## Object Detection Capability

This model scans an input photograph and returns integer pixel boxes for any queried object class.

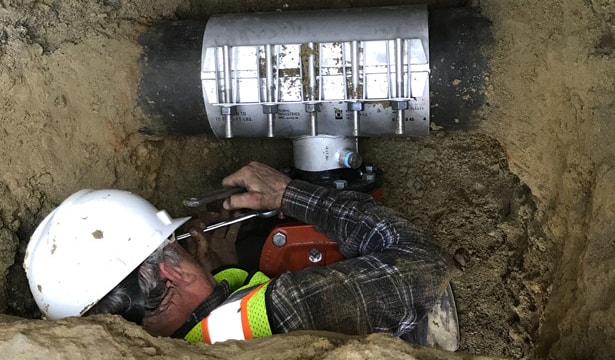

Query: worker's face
[142,245,217,337]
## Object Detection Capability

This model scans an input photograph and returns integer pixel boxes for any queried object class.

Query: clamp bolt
[272,232,287,247]
[308,248,323,263]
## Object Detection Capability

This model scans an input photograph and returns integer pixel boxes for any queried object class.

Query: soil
[363,133,554,358]
[0,0,613,359]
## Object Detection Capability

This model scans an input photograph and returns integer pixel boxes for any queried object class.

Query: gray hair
[85,243,181,318]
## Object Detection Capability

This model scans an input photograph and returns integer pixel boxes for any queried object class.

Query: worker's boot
[425,282,460,351]
[401,282,460,351]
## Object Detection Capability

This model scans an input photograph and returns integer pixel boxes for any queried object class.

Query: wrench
[175,209,279,241]
[183,186,246,208]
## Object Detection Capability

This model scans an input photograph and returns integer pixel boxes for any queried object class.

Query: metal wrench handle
[176,209,279,241]
[183,186,246,208]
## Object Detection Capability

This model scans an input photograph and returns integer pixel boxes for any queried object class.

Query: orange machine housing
[258,188,383,277]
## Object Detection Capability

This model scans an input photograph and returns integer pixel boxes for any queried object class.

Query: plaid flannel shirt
[266,179,454,337]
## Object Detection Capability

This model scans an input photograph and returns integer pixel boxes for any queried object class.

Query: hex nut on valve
[362,165,376,182]
[363,173,376,182]
[334,179,348,190]
[272,232,287,247]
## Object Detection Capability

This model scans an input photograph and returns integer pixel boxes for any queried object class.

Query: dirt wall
[480,0,615,358]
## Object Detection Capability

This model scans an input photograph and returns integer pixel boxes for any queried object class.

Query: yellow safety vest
[183,268,272,344]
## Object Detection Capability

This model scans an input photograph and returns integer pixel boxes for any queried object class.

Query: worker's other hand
[180,210,239,272]
[222,161,291,211]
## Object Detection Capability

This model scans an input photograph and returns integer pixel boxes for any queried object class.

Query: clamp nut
[304,103,321,113]
[391,100,408,111]
[262,104,278,114]
[221,106,237,115]
[347,102,363,111]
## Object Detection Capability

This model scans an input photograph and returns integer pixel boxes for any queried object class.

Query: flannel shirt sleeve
[266,180,454,337]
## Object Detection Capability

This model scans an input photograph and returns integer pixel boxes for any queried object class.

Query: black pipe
[428,6,493,131]
[137,20,210,136]
[136,6,492,136]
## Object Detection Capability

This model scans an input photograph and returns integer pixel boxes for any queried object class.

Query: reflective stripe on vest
[184,269,272,344]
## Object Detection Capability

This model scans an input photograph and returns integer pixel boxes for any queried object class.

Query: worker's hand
[222,162,291,210]
[180,211,239,272]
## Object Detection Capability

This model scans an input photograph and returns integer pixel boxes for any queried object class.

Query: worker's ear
[159,262,195,286]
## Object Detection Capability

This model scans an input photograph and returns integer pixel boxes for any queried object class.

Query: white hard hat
[23,189,190,320]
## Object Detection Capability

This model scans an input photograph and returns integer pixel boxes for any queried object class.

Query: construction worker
[24,162,456,348]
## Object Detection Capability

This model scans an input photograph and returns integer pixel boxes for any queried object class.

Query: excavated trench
[0,1,613,359]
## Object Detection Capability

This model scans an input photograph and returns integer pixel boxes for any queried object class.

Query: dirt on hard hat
[0,0,613,359]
